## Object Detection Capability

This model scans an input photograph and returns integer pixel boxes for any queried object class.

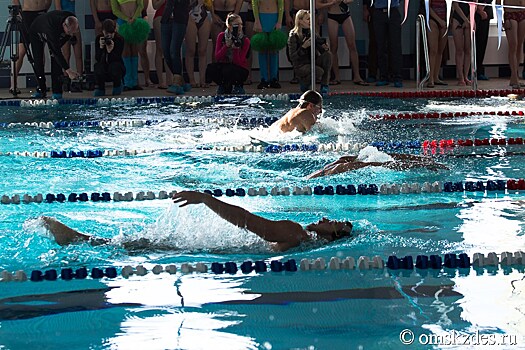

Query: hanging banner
[495,4,503,49]
[469,2,476,32]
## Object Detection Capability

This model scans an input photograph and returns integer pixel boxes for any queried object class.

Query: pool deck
[0,78,521,100]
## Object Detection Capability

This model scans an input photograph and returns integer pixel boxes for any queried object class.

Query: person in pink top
[206,13,250,94]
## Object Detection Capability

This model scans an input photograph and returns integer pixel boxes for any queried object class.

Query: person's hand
[254,21,262,32]
[302,37,312,48]
[213,14,224,26]
[479,10,488,20]
[65,68,80,80]
[128,17,135,24]
[321,42,329,51]
[362,6,370,22]
[172,191,208,207]
[99,36,105,48]
[275,22,282,30]
[286,14,294,28]
[95,20,102,34]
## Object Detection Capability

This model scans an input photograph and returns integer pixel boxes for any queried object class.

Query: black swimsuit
[327,12,350,24]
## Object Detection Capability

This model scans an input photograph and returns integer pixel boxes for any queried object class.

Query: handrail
[416,15,431,91]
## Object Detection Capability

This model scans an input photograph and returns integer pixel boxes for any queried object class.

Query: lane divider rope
[2,178,525,205]
[1,251,523,283]
[370,110,525,120]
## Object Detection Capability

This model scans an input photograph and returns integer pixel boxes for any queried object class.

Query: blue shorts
[259,13,278,32]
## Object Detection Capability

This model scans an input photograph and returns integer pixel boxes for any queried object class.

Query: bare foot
[457,80,466,86]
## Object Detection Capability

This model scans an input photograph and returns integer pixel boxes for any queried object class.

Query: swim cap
[299,90,322,107]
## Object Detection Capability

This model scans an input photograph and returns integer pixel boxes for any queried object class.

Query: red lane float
[370,110,525,120]
[329,89,525,99]
[422,138,524,148]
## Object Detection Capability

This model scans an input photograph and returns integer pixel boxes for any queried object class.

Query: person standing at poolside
[270,90,323,133]
[110,0,150,91]
[503,0,525,89]
[90,0,118,35]
[252,0,285,89]
[41,191,353,252]
[161,0,191,94]
[151,0,173,89]
[323,0,368,86]
[9,0,52,96]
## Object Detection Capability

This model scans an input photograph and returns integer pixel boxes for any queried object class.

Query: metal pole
[309,0,316,91]
[416,17,421,89]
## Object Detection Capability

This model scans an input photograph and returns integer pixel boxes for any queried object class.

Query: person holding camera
[206,13,250,94]
[93,19,125,96]
[29,10,80,99]
[287,9,331,93]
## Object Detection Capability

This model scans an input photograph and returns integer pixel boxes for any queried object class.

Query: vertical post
[310,0,316,91]
[471,28,477,90]
[416,17,421,90]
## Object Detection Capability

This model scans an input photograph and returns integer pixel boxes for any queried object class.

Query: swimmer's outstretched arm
[41,216,109,246]
[173,191,307,245]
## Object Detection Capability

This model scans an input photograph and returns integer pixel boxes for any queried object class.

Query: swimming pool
[0,94,524,349]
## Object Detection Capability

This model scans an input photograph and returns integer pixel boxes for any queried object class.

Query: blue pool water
[0,95,524,349]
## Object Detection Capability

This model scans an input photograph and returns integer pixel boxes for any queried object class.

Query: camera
[302,28,310,39]
[8,5,21,17]
[231,25,239,38]
[104,36,113,45]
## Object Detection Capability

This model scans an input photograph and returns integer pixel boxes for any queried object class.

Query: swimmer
[269,90,323,133]
[307,153,449,179]
[41,190,353,252]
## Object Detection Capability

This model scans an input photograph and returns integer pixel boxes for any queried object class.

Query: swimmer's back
[270,108,316,133]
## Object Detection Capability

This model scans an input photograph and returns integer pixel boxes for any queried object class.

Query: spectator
[503,0,525,88]
[451,1,471,86]
[362,0,378,83]
[287,9,331,93]
[10,0,52,96]
[206,13,250,94]
[90,0,117,35]
[29,11,80,99]
[185,0,212,88]
[94,19,125,96]
[421,0,448,87]
[161,0,191,94]
[54,0,83,92]
[239,0,256,85]
[210,0,243,63]
[475,0,492,81]
[110,0,150,91]
[373,0,403,87]
[138,0,153,87]
[324,0,368,85]
[151,0,173,89]
[252,0,286,89]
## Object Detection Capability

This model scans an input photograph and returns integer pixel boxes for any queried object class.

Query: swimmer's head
[298,90,323,116]
[306,218,353,241]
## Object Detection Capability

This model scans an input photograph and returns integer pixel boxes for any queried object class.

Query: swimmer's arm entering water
[41,216,109,246]
[173,191,308,247]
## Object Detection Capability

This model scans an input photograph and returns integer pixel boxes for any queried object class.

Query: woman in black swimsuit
[323,0,368,85]
[185,0,212,87]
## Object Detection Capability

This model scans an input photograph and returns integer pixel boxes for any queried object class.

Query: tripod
[0,5,37,97]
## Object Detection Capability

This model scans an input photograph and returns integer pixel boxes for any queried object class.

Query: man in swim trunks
[41,191,353,252]
[307,153,449,178]
[270,90,323,133]
[10,0,52,95]
[90,0,118,35]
